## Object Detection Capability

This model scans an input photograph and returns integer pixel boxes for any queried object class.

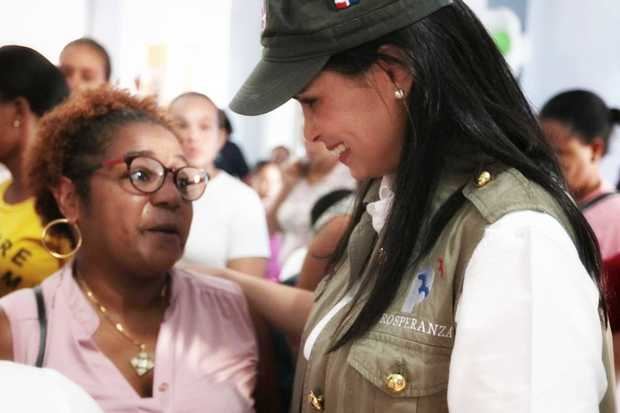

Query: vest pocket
[346,331,450,412]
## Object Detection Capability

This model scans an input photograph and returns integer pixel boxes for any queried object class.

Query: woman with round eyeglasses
[0,88,258,413]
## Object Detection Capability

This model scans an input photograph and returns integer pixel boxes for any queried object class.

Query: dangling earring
[41,218,83,259]
[12,119,21,128]
[394,88,405,100]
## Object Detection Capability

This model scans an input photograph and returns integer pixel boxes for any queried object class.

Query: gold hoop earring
[41,218,83,259]
[394,88,405,100]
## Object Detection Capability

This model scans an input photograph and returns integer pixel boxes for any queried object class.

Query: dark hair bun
[611,108,620,125]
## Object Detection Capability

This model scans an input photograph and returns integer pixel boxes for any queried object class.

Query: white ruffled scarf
[365,175,395,234]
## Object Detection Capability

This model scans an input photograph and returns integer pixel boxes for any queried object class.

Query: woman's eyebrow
[124,151,189,166]
[124,150,153,158]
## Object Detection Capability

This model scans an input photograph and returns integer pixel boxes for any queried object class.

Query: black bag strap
[579,192,618,212]
[33,285,47,368]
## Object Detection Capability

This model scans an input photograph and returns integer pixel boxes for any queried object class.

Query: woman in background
[169,92,269,277]
[249,160,284,282]
[0,45,69,297]
[59,37,111,93]
[269,139,355,281]
[540,89,620,260]
[215,109,250,181]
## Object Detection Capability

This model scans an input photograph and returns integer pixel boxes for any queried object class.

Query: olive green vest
[291,167,616,413]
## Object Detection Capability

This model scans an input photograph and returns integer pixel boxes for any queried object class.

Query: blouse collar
[365,175,395,234]
[57,263,180,339]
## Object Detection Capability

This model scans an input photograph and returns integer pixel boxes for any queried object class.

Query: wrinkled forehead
[104,122,187,165]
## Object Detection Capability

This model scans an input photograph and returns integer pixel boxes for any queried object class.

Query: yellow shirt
[0,180,62,297]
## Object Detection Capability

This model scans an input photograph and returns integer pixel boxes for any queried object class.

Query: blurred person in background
[250,160,284,212]
[270,145,290,166]
[59,37,111,93]
[541,89,620,261]
[268,139,355,281]
[0,45,70,297]
[169,92,269,276]
[0,88,258,412]
[296,189,354,291]
[215,109,250,180]
[249,160,284,282]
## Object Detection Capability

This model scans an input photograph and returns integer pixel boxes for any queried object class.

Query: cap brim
[230,55,330,116]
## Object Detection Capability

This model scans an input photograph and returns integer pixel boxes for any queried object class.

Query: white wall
[0,0,87,63]
[86,0,299,166]
[226,0,305,164]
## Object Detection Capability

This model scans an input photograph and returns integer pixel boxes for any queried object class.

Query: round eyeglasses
[102,155,208,201]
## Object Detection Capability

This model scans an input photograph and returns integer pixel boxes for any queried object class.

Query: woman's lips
[328,143,350,164]
[143,224,183,243]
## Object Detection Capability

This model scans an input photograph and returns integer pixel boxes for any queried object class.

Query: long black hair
[325,0,605,349]
[540,89,620,154]
[0,45,69,116]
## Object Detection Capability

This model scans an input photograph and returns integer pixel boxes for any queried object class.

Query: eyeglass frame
[99,154,208,201]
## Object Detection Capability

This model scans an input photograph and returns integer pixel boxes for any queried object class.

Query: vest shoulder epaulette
[461,168,568,228]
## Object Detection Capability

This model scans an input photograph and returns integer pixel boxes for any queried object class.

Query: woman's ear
[12,97,32,119]
[590,137,605,162]
[52,177,81,223]
[12,97,41,145]
[376,44,414,95]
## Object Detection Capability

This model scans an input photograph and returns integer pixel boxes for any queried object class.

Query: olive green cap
[230,0,453,116]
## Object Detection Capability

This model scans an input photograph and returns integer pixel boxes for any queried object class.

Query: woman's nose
[303,116,320,143]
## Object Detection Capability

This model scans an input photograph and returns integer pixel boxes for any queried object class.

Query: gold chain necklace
[76,275,169,377]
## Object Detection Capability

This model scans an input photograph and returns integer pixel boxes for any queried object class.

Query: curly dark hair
[28,87,177,240]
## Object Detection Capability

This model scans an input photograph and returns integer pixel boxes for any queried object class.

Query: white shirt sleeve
[43,368,104,413]
[0,362,103,413]
[447,211,607,413]
[227,184,270,260]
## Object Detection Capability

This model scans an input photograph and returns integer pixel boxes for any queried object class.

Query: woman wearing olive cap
[220,0,615,411]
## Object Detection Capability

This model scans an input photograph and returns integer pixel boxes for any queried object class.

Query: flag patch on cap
[334,0,360,10]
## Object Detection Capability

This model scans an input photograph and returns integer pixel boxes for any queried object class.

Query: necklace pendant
[130,350,155,376]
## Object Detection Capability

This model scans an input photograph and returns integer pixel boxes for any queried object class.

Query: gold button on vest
[475,171,492,187]
[308,390,324,411]
[385,373,407,394]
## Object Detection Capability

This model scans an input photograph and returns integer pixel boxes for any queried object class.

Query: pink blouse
[0,265,258,413]
[581,183,620,260]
